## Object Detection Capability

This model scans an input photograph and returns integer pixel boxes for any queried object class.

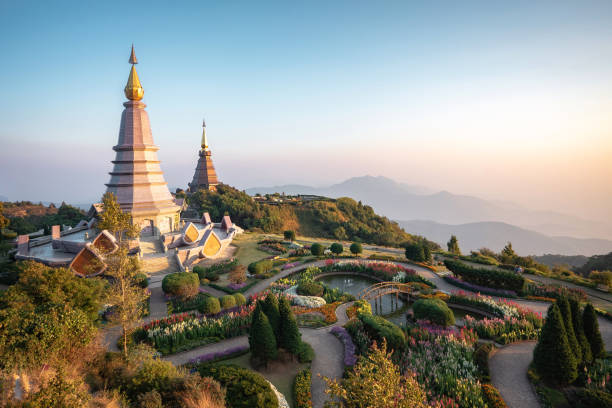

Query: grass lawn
[232,233,272,266]
[221,351,309,408]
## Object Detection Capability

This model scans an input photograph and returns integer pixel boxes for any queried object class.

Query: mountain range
[246,176,612,256]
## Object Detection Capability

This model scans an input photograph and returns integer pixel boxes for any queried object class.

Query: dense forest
[188,184,437,248]
[2,201,86,235]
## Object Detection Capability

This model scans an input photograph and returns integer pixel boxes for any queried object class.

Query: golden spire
[201,119,208,150]
[124,45,144,101]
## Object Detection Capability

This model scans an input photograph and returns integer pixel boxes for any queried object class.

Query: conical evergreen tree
[583,303,605,361]
[569,298,592,364]
[262,293,281,341]
[249,307,278,367]
[557,297,582,363]
[279,296,302,355]
[533,303,577,385]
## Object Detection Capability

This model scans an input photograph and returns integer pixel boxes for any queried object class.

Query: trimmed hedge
[161,272,199,298]
[233,293,246,306]
[220,295,236,309]
[293,369,312,408]
[297,342,314,363]
[198,296,221,315]
[444,259,526,293]
[359,313,405,352]
[197,364,277,408]
[412,298,455,327]
[134,272,149,288]
[248,259,273,275]
[474,343,493,382]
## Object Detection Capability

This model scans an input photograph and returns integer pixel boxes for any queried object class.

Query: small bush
[233,293,246,306]
[197,364,278,408]
[284,230,296,241]
[330,243,343,255]
[481,384,508,408]
[359,313,405,352]
[293,369,312,408]
[220,295,236,309]
[248,259,273,275]
[474,343,493,382]
[297,342,315,363]
[297,282,324,297]
[134,272,149,289]
[412,298,455,327]
[568,388,612,408]
[349,242,363,255]
[310,243,324,256]
[161,272,199,299]
[198,296,221,315]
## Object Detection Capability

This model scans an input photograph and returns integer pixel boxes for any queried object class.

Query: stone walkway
[489,341,539,408]
[164,302,353,408]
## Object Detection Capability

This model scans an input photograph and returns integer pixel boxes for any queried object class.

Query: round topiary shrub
[350,242,363,255]
[199,296,221,315]
[297,282,324,297]
[161,272,199,299]
[220,295,237,309]
[134,272,149,288]
[248,259,273,275]
[233,293,247,306]
[412,298,455,327]
[330,243,343,255]
[310,243,324,256]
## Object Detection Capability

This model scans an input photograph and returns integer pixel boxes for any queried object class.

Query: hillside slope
[188,184,436,248]
[398,220,612,256]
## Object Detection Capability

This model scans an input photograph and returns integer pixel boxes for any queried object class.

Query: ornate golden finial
[201,118,208,150]
[124,45,144,101]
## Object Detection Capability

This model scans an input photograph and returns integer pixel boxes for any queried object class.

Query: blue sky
[0,1,611,220]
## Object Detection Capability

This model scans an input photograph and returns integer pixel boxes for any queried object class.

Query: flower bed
[523,295,556,303]
[400,326,485,407]
[140,307,252,355]
[293,369,312,408]
[463,315,540,344]
[443,275,517,298]
[312,261,436,287]
[449,291,542,326]
[209,279,259,294]
[330,326,357,366]
[444,259,526,293]
[524,282,587,302]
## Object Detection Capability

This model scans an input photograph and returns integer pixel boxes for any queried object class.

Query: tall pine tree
[557,297,582,363]
[447,235,461,255]
[279,296,302,355]
[533,303,577,385]
[583,303,605,361]
[249,306,278,367]
[262,294,281,342]
[569,298,592,364]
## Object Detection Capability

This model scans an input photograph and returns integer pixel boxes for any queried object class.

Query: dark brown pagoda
[188,120,219,192]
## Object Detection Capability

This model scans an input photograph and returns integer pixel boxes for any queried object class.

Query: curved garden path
[489,341,539,408]
[164,301,353,408]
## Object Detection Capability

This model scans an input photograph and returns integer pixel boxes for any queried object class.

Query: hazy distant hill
[397,220,612,256]
[533,254,589,268]
[246,175,612,241]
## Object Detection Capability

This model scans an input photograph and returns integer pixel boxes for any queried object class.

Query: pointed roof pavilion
[188,119,220,192]
[105,46,180,235]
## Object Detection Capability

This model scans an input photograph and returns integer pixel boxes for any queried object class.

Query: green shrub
[198,296,221,315]
[170,292,208,313]
[310,243,324,256]
[412,298,455,327]
[134,272,149,289]
[349,242,363,255]
[161,272,199,298]
[284,230,296,241]
[297,282,324,297]
[405,243,426,262]
[233,293,246,306]
[249,306,278,366]
[583,303,605,361]
[248,259,273,275]
[474,343,493,382]
[297,341,314,363]
[293,369,312,408]
[557,297,582,363]
[220,295,236,309]
[197,364,278,408]
[128,359,181,399]
[359,313,405,352]
[330,243,343,255]
[444,259,526,293]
